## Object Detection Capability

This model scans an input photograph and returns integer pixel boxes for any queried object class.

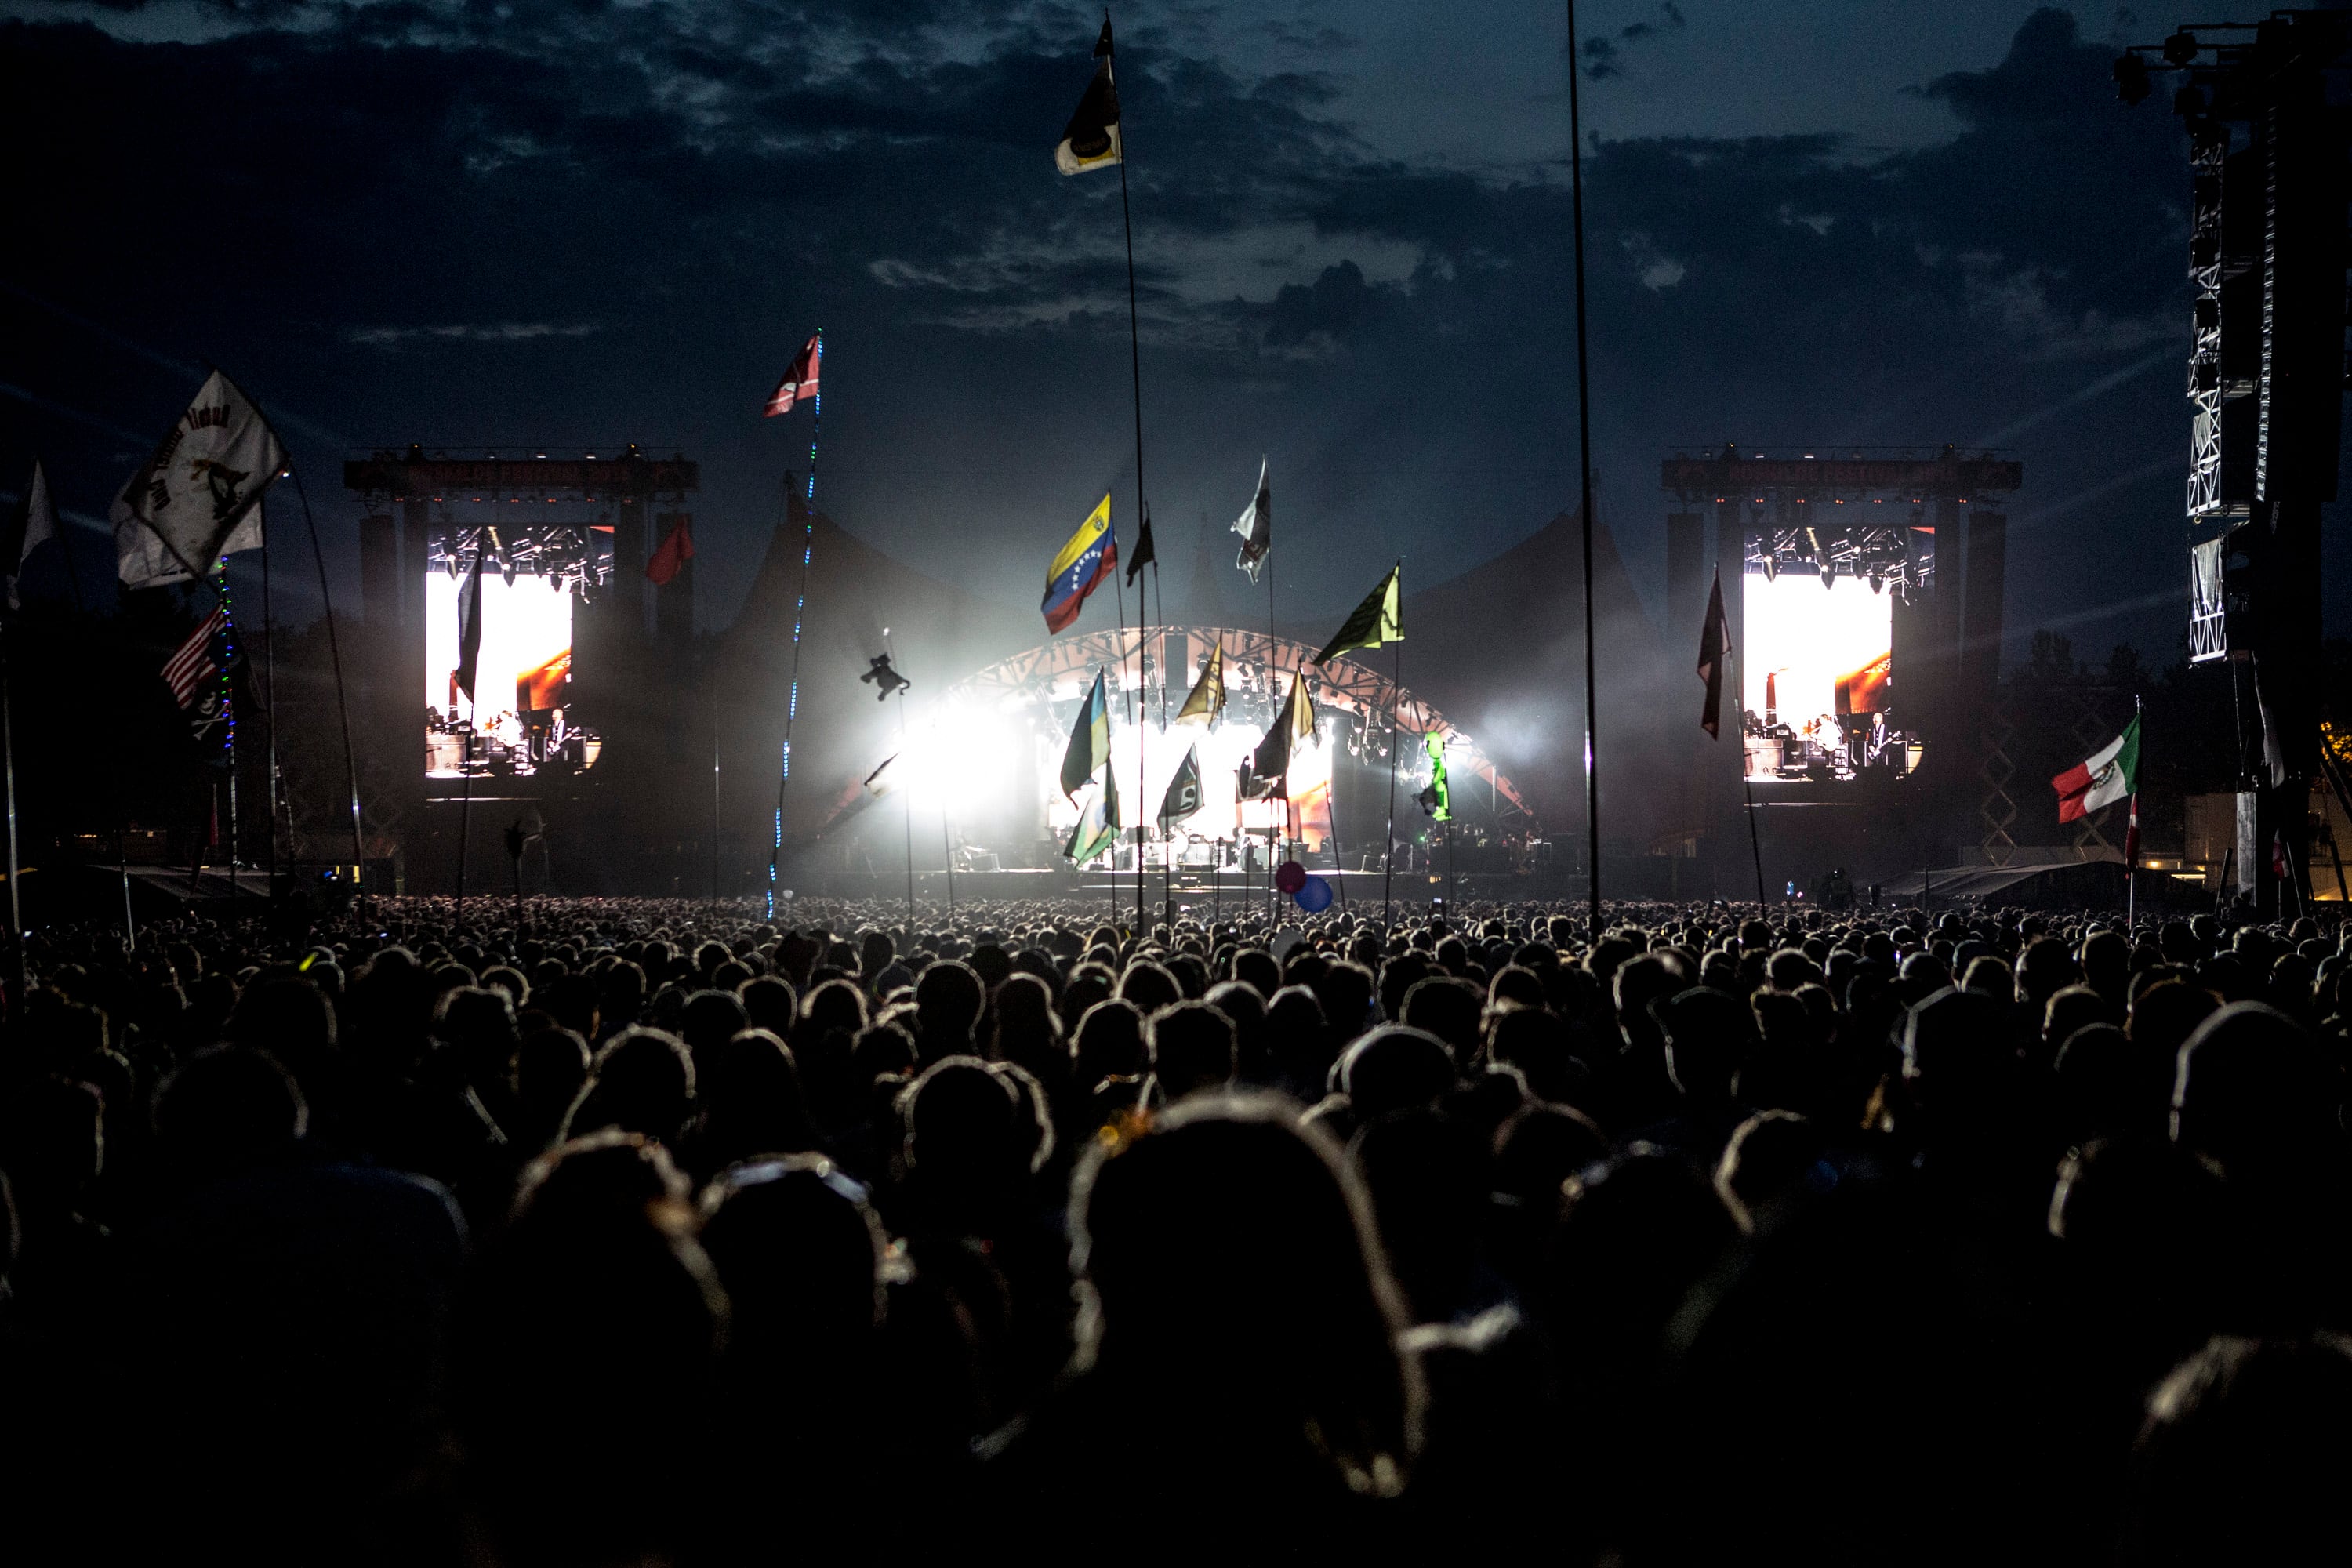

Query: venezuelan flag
[1041,494,1118,633]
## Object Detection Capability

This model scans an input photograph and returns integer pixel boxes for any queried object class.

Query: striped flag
[162,606,226,707]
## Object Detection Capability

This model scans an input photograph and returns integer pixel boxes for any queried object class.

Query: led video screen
[423,572,601,782]
[1740,572,1915,784]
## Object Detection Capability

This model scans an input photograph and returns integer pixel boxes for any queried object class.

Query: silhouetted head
[1148,1000,1238,1102]
[699,1152,887,1348]
[154,1046,307,1184]
[1338,1025,1459,1123]
[1653,986,1756,1102]
[2125,1334,2352,1567]
[2172,1002,2339,1178]
[564,1028,696,1145]
[1071,1094,1420,1494]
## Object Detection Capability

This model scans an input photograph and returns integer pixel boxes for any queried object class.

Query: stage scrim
[823,626,1541,875]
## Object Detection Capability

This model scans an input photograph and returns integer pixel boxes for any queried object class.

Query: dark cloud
[1581,2,1687,81]
[0,4,2252,668]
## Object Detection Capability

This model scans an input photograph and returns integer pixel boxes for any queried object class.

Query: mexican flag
[2053,716,2140,823]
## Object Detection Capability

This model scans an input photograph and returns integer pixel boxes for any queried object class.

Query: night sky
[2,0,2332,667]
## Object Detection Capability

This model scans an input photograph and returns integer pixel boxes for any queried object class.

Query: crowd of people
[2,890,2348,1565]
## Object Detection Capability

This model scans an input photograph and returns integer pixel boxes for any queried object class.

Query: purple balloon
[1274,859,1308,895]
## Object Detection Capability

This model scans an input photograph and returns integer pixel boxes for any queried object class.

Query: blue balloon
[1293,874,1334,913]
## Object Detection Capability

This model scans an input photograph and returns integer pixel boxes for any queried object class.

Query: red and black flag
[764,334,822,418]
[647,514,695,586]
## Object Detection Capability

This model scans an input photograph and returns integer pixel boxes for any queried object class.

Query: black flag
[1054,18,1122,175]
[1126,509,1156,587]
[456,544,485,704]
[1697,569,1731,739]
[1158,743,1203,828]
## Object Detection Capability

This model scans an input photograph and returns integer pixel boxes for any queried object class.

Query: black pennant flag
[1126,509,1156,587]
[456,544,485,704]
[1697,569,1731,739]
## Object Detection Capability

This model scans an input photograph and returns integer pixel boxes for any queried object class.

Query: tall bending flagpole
[767,332,823,920]
[1114,32,1149,936]
[1566,0,1602,935]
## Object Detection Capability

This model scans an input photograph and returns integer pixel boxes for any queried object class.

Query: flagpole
[710,672,722,911]
[2,619,22,997]
[1386,593,1401,929]
[260,498,281,907]
[286,468,367,914]
[770,331,824,921]
[53,523,133,947]
[1566,0,1602,935]
[218,571,239,897]
[895,682,914,927]
[456,731,474,925]
[1110,34,1152,935]
[1742,771,1767,908]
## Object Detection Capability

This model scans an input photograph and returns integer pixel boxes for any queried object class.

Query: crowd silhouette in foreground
[3,891,2350,1565]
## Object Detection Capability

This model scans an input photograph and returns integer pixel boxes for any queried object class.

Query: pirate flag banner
[1054,18,1123,176]
[1158,743,1203,829]
[111,371,284,590]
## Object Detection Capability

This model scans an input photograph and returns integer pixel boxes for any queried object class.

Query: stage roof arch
[942,626,1537,828]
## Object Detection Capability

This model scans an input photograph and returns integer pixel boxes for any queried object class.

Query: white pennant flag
[1232,457,1270,583]
[4,459,58,609]
[111,370,283,590]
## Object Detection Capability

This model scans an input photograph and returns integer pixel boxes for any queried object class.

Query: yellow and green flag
[1059,668,1110,800]
[1174,639,1226,728]
[1312,564,1402,665]
[1065,765,1121,862]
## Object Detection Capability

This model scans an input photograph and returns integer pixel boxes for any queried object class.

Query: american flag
[162,605,226,708]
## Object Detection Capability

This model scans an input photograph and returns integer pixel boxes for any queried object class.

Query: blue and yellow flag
[1042,494,1118,633]
[1065,766,1121,863]
[1059,668,1110,800]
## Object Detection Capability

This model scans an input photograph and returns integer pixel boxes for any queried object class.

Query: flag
[1417,731,1452,822]
[1174,639,1226,728]
[3,459,57,610]
[112,370,282,590]
[1696,569,1731,738]
[1125,509,1156,587]
[764,334,821,417]
[1159,743,1203,829]
[1232,459,1270,583]
[455,546,485,704]
[2124,794,2140,867]
[162,606,226,710]
[1249,666,1316,799]
[1065,768,1121,862]
[1313,564,1402,665]
[647,514,695,585]
[863,753,898,799]
[1042,493,1118,633]
[2053,715,2140,823]
[1060,668,1110,800]
[1054,19,1122,176]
